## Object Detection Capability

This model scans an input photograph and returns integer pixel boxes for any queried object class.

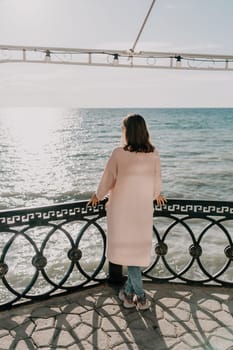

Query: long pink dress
[96,147,161,267]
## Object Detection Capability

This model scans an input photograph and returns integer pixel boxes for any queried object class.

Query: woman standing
[88,114,166,310]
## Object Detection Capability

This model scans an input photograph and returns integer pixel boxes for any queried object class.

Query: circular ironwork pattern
[0,262,8,278]
[144,215,233,285]
[0,210,107,309]
[0,198,233,309]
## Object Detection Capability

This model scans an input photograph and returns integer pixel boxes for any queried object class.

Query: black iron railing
[144,199,233,286]
[0,199,233,310]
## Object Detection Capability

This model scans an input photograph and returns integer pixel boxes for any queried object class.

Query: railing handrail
[0,199,108,228]
[153,198,233,218]
[0,198,233,229]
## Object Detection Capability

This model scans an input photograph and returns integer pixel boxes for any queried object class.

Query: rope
[130,0,158,53]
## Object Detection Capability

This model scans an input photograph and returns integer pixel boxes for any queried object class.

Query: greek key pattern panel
[154,199,233,218]
[1,198,233,228]
[0,200,107,227]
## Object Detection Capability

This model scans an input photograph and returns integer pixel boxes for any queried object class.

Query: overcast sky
[0,0,233,107]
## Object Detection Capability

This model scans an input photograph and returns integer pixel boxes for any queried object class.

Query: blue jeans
[124,266,144,297]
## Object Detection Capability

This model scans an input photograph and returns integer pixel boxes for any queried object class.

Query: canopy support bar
[130,0,158,52]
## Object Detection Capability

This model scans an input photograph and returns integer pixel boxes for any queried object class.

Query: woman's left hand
[87,193,100,207]
[156,194,167,207]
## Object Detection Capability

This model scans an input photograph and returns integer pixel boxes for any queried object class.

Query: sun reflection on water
[0,108,79,207]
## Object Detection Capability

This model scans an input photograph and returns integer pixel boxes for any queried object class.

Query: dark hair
[123,114,155,153]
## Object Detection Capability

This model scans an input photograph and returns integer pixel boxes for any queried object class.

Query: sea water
[0,107,232,209]
[0,108,233,297]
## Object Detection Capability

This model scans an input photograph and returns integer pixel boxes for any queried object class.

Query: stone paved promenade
[0,282,233,350]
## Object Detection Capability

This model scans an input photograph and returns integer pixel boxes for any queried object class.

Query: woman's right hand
[87,193,100,207]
